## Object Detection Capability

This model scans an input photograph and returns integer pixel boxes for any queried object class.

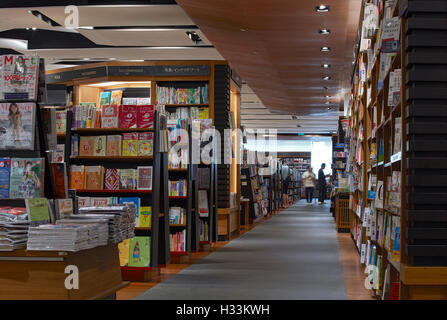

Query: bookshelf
[346,0,447,299]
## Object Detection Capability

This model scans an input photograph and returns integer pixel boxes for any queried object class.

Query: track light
[319,29,331,34]
[320,47,331,52]
[186,31,203,45]
[321,64,330,68]
[323,76,331,80]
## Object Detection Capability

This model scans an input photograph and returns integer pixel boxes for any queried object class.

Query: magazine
[0,55,39,100]
[0,102,35,150]
[9,158,44,199]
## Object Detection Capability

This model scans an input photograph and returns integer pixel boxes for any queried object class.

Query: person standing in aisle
[302,166,316,205]
[318,163,328,204]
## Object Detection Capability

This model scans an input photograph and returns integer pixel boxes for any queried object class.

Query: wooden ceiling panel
[177,0,361,115]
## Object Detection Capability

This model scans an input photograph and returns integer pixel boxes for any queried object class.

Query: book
[375,180,384,209]
[105,168,119,190]
[137,132,153,156]
[77,196,90,208]
[101,104,118,128]
[50,163,68,198]
[71,134,79,156]
[93,135,106,156]
[137,166,152,190]
[79,136,94,156]
[0,55,39,100]
[110,90,123,105]
[119,169,137,190]
[118,239,130,266]
[119,105,137,128]
[137,105,154,129]
[128,236,150,267]
[388,69,401,107]
[90,197,112,207]
[98,91,111,109]
[122,132,138,156]
[0,102,36,150]
[10,158,43,199]
[122,98,137,105]
[136,98,151,105]
[25,198,50,226]
[55,198,73,220]
[55,110,66,135]
[69,165,85,190]
[138,206,152,228]
[84,166,104,190]
[106,135,122,156]
[198,190,209,217]
[393,117,401,154]
[52,144,65,163]
[0,158,10,198]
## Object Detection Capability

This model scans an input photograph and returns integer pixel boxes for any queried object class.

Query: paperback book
[0,55,39,100]
[0,102,36,150]
[10,158,44,199]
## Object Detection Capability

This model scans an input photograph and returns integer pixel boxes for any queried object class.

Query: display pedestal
[217,207,240,241]
[0,244,127,300]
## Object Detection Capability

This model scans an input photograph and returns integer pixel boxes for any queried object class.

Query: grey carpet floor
[135,200,347,300]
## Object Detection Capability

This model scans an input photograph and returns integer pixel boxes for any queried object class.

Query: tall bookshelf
[347,0,447,299]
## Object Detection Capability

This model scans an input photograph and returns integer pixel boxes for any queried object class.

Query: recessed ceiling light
[321,64,330,68]
[316,5,330,12]
[320,47,331,52]
[325,101,331,105]
[319,29,331,34]
[323,76,331,80]
[31,27,37,31]
[240,28,247,32]
[82,58,90,60]
[327,107,331,110]
[325,95,331,98]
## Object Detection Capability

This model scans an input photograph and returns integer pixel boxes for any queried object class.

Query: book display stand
[347,0,447,299]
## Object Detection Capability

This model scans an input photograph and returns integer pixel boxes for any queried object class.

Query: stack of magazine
[57,218,109,246]
[27,224,92,252]
[75,204,136,243]
[0,208,29,251]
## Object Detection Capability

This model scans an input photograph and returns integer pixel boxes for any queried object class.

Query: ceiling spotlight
[325,101,331,105]
[26,28,30,30]
[325,95,331,98]
[320,47,331,52]
[32,27,37,31]
[292,115,298,120]
[323,76,331,80]
[316,5,330,12]
[319,29,331,34]
[297,124,302,128]
[186,31,203,45]
[327,107,331,110]
[323,86,329,90]
[240,28,247,32]
[321,63,330,68]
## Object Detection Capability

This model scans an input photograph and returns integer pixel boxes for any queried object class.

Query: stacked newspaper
[74,204,136,243]
[0,208,29,251]
[56,218,109,246]
[27,224,92,252]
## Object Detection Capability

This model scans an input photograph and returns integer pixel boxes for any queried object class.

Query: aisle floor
[135,201,349,300]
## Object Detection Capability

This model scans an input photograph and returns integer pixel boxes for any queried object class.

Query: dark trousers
[305,187,314,203]
[318,184,326,203]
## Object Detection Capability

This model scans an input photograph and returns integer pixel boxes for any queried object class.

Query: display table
[217,207,240,241]
[0,244,128,300]
[240,198,250,228]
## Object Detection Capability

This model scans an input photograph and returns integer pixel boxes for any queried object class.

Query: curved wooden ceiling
[177,0,362,116]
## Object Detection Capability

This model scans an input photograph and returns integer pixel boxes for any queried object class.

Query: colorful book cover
[137,132,153,156]
[0,55,39,100]
[136,98,151,105]
[122,98,137,105]
[139,206,152,228]
[104,168,119,190]
[106,135,122,156]
[69,165,85,190]
[25,198,50,227]
[77,196,90,208]
[198,107,209,119]
[118,169,136,190]
[10,158,43,199]
[79,136,94,156]
[50,163,67,198]
[52,144,65,163]
[110,90,123,105]
[137,166,152,190]
[137,105,154,129]
[90,197,111,207]
[101,104,118,128]
[55,110,66,134]
[84,166,103,190]
[55,198,73,220]
[0,102,35,150]
[128,236,150,267]
[98,91,111,109]
[93,135,106,156]
[119,105,137,128]
[122,132,138,156]
[0,158,10,198]
[118,239,130,266]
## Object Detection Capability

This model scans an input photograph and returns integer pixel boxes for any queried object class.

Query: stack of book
[169,207,186,225]
[156,85,208,104]
[170,230,186,252]
[0,207,29,251]
[168,179,187,196]
[56,218,109,246]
